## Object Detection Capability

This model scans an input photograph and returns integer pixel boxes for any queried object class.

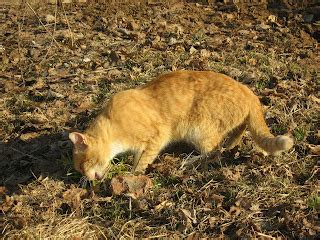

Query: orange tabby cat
[69,71,293,180]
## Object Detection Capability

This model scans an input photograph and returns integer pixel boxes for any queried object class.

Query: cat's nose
[95,172,103,180]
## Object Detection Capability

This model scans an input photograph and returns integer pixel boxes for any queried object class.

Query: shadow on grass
[0,110,99,193]
[0,132,76,193]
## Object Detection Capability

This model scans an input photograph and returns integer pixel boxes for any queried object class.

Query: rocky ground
[0,1,319,239]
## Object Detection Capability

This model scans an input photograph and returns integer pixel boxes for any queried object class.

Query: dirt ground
[0,0,319,239]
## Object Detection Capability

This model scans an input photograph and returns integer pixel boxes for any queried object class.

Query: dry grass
[0,1,319,239]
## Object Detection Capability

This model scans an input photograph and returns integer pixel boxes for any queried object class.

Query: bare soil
[0,1,319,239]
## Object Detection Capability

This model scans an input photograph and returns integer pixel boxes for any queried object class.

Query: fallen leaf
[0,186,7,196]
[186,232,200,240]
[11,216,26,230]
[268,15,277,23]
[309,95,320,104]
[238,30,250,35]
[62,186,88,214]
[189,46,197,54]
[45,14,56,23]
[47,89,65,99]
[250,203,260,211]
[179,208,197,224]
[0,195,14,212]
[154,200,174,211]
[83,57,91,63]
[225,13,235,20]
[107,69,122,78]
[222,167,242,181]
[200,49,211,58]
[257,23,270,30]
[128,20,139,31]
[229,205,242,216]
[309,145,320,155]
[111,175,153,199]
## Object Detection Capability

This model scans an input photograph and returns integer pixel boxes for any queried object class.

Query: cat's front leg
[131,146,162,174]
[132,150,143,173]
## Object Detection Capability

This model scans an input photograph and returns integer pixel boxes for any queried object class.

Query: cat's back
[140,70,249,97]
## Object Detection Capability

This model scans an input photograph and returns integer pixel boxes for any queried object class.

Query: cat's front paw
[131,166,147,175]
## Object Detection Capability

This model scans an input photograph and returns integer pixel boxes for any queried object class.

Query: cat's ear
[69,132,88,151]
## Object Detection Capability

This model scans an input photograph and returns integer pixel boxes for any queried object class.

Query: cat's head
[69,132,110,180]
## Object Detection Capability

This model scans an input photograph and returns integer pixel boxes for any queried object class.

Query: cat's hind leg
[224,122,247,150]
[181,135,223,170]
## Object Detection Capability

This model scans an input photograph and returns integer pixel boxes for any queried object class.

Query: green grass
[308,195,320,210]
[293,127,307,142]
[104,154,132,180]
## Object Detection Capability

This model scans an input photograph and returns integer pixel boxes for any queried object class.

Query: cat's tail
[247,98,293,156]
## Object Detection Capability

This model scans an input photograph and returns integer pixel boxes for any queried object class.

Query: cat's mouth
[84,164,110,181]
[94,172,104,180]
[85,169,105,181]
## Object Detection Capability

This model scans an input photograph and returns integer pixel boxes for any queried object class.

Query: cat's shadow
[0,110,96,193]
[0,132,75,193]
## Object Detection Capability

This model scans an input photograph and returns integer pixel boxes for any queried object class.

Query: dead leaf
[128,20,139,31]
[225,13,235,20]
[201,192,224,208]
[309,145,320,155]
[0,195,14,212]
[11,216,27,230]
[0,186,7,196]
[238,30,250,35]
[257,23,270,30]
[222,167,242,181]
[62,186,88,214]
[250,203,260,211]
[209,217,218,228]
[107,69,122,78]
[189,46,197,54]
[9,49,20,65]
[83,57,91,63]
[20,132,39,141]
[154,200,174,211]
[309,95,320,104]
[45,14,56,23]
[248,58,257,65]
[229,205,242,216]
[111,175,153,199]
[180,208,197,224]
[186,232,200,240]
[200,49,211,58]
[268,15,277,23]
[47,89,65,99]
[29,77,44,90]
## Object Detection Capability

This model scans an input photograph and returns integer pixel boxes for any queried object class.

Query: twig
[129,196,132,219]
[10,147,43,162]
[62,3,74,48]
[26,2,60,48]
[197,179,216,193]
[256,232,276,239]
[41,0,59,64]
